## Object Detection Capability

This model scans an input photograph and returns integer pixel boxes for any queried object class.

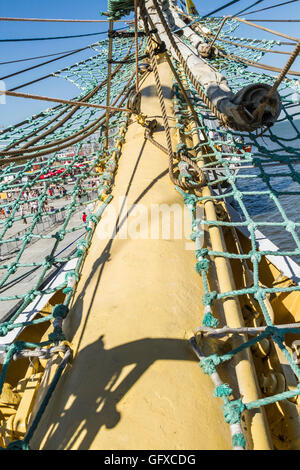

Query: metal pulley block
[136,114,158,133]
[145,118,158,133]
[232,83,282,129]
[127,90,142,115]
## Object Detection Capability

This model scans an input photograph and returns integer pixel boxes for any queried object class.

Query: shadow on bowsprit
[33,335,197,450]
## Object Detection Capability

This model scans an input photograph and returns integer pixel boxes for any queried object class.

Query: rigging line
[173,8,300,38]
[4,78,134,155]
[150,0,228,125]
[0,40,134,133]
[201,1,242,19]
[243,0,300,16]
[243,19,300,22]
[0,43,101,81]
[0,47,99,66]
[212,44,300,81]
[0,84,133,164]
[0,26,127,43]
[1,90,131,113]
[8,73,62,92]
[7,37,131,92]
[222,35,297,45]
[233,0,266,17]
[2,71,136,156]
[0,17,132,23]
[4,43,135,153]
[217,38,294,55]
[225,53,300,75]
[4,45,135,153]
[134,0,139,93]
[0,72,135,161]
[232,17,299,42]
[146,13,203,131]
[105,21,114,151]
[251,41,300,123]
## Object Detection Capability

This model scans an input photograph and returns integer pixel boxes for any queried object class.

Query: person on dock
[82,212,88,231]
[20,206,27,224]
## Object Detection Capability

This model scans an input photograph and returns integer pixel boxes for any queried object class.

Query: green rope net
[0,35,147,446]
[106,0,135,19]
[0,11,300,449]
[172,16,300,448]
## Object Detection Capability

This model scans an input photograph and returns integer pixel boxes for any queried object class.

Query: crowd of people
[0,179,98,228]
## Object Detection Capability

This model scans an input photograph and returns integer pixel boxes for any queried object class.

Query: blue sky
[0,0,299,127]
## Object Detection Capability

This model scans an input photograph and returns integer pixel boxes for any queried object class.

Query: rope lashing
[171,51,300,448]
[0,2,300,450]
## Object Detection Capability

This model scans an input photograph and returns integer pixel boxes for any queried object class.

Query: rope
[139,2,205,189]
[170,55,300,447]
[224,53,300,77]
[252,41,300,122]
[241,19,300,22]
[0,27,128,42]
[106,21,114,151]
[244,0,300,16]
[0,81,133,163]
[134,0,139,93]
[3,48,135,154]
[0,46,100,66]
[0,45,102,81]
[8,38,133,92]
[233,0,265,17]
[1,6,300,449]
[0,17,131,22]
[172,10,300,41]
[149,0,230,127]
[234,17,299,42]
[0,90,131,116]
[144,128,206,188]
[201,1,242,19]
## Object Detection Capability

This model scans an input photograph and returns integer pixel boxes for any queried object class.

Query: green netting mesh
[0,12,300,449]
[171,16,300,445]
[0,34,146,335]
[106,0,134,19]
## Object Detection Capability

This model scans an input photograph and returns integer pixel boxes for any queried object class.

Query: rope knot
[199,354,222,375]
[254,287,267,301]
[53,232,64,241]
[286,220,296,232]
[223,399,245,425]
[0,324,9,337]
[214,383,232,397]
[48,327,66,343]
[195,259,210,273]
[233,190,243,201]
[232,433,246,449]
[8,341,26,355]
[182,193,199,207]
[196,248,209,258]
[52,304,69,319]
[175,142,187,154]
[265,325,285,342]
[8,264,17,275]
[190,230,203,241]
[203,291,217,306]
[202,311,219,328]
